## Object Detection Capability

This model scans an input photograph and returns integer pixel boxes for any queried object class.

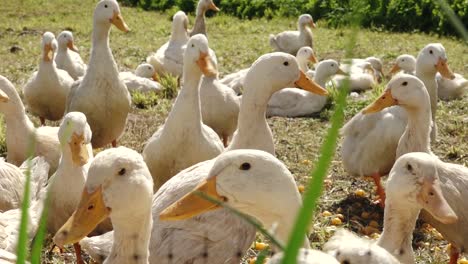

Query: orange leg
[112,140,117,148]
[449,244,459,264]
[40,117,45,126]
[371,172,386,208]
[74,243,84,264]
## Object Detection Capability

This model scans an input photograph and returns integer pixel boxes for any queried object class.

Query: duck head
[53,147,153,246]
[94,0,129,32]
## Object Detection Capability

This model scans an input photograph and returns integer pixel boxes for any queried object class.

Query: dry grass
[0,0,467,263]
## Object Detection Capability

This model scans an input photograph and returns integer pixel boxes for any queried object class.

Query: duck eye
[406,163,413,171]
[331,64,335,67]
[148,67,151,70]
[240,162,251,170]
[402,81,408,86]
[104,4,108,8]
[283,61,289,66]
[118,168,126,176]
[429,50,433,54]
[191,44,195,48]
[342,260,350,264]
[402,59,405,62]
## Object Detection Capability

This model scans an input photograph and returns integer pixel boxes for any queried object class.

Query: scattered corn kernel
[458,258,468,264]
[336,207,343,213]
[324,179,333,188]
[302,159,311,165]
[322,210,332,217]
[361,211,370,219]
[370,233,381,240]
[355,189,366,197]
[336,214,345,220]
[361,226,379,236]
[254,242,268,251]
[331,217,342,226]
[369,220,380,228]
[249,257,257,264]
[298,185,305,193]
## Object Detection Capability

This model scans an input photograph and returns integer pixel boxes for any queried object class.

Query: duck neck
[191,7,206,36]
[89,22,117,75]
[396,102,432,158]
[227,84,274,155]
[377,199,419,263]
[253,207,310,250]
[170,22,188,43]
[57,44,68,54]
[416,66,437,125]
[297,59,309,73]
[313,69,332,88]
[164,67,203,133]
[3,98,35,151]
[107,207,153,264]
[58,144,92,175]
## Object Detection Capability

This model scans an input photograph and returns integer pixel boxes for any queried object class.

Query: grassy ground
[0,0,467,263]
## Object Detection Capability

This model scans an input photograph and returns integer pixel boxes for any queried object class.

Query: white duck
[119,63,163,93]
[47,112,111,263]
[0,157,49,212]
[66,0,131,148]
[324,152,459,264]
[200,50,241,147]
[331,59,377,92]
[55,30,87,80]
[269,14,316,55]
[147,11,189,77]
[389,54,416,75]
[341,44,455,205]
[53,147,153,264]
[267,249,339,264]
[189,0,219,37]
[378,152,459,263]
[416,43,455,141]
[436,73,467,101]
[324,229,400,264]
[342,74,431,206]
[220,46,318,95]
[0,76,61,174]
[78,52,327,264]
[23,32,74,125]
[159,149,311,250]
[267,59,345,117]
[0,157,49,253]
[143,35,224,191]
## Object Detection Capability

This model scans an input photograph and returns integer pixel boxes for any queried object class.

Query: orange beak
[0,90,9,102]
[152,72,159,82]
[160,177,223,221]
[362,89,398,114]
[435,58,455,80]
[310,21,316,28]
[43,43,53,62]
[67,40,79,52]
[208,1,220,12]
[309,54,318,64]
[110,11,130,32]
[295,71,328,96]
[196,52,217,77]
[389,64,401,75]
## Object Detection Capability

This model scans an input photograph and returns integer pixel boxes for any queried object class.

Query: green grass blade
[16,135,37,263]
[30,191,50,264]
[435,0,468,42]
[15,158,31,264]
[280,19,361,262]
[280,80,348,263]
[196,191,285,250]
